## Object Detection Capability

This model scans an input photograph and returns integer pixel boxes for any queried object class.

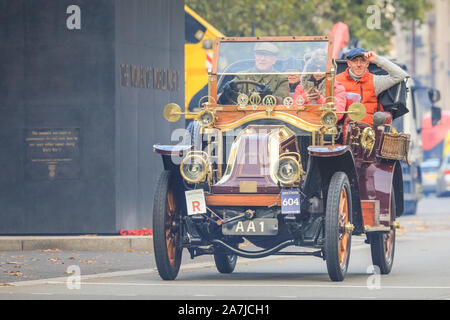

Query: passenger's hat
[345,48,368,60]
[254,42,279,55]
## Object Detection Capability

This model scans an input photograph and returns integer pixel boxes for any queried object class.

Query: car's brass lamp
[180,151,209,184]
[320,110,338,128]
[274,153,303,186]
[197,109,215,128]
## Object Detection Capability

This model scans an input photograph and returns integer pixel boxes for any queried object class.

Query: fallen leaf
[0,283,14,286]
[42,248,62,253]
[83,260,96,264]
[3,261,22,265]
[48,258,60,262]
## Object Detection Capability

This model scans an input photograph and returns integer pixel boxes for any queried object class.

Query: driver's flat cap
[345,48,368,60]
[254,42,279,55]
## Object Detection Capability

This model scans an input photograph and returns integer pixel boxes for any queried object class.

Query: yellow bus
[185,5,224,118]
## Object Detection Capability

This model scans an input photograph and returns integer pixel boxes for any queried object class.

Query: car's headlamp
[180,153,208,183]
[320,111,338,128]
[275,156,301,186]
[197,110,215,127]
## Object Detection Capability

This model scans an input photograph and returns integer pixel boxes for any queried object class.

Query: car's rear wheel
[369,190,396,274]
[213,251,237,274]
[325,171,352,282]
[153,170,183,280]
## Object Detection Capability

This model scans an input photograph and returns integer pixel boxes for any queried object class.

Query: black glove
[259,83,273,99]
[218,80,239,104]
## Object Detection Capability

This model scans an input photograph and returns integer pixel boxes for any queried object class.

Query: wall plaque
[24,128,80,180]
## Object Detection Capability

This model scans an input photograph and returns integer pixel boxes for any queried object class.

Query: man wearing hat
[219,42,289,104]
[336,48,408,125]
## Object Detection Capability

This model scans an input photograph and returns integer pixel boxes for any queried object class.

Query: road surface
[1,196,450,301]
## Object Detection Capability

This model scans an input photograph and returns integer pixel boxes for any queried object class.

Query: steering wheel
[223,79,271,105]
[232,79,267,89]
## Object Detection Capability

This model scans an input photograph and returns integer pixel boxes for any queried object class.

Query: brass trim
[198,95,217,110]
[345,222,355,233]
[237,93,249,109]
[239,181,258,193]
[216,111,321,132]
[364,226,391,232]
[361,127,376,156]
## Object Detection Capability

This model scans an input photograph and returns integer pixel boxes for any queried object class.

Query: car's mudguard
[307,144,403,230]
[356,160,403,227]
[305,146,364,234]
[308,145,350,157]
[153,144,192,170]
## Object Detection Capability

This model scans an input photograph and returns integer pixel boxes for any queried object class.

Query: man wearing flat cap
[336,48,408,125]
[219,42,289,104]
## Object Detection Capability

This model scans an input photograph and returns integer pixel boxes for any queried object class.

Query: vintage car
[153,36,408,281]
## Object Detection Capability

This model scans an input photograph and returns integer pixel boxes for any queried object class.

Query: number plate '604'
[222,218,278,236]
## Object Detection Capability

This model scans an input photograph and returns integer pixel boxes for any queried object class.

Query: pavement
[0,235,157,283]
[0,235,154,252]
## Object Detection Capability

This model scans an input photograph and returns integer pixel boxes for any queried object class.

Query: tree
[185,0,434,52]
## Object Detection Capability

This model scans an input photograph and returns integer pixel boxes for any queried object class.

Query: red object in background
[120,228,153,236]
[330,22,350,59]
[422,111,450,151]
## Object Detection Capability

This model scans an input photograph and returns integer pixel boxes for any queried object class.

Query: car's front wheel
[153,170,183,280]
[325,171,353,282]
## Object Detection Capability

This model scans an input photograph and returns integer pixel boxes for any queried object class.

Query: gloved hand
[218,80,239,104]
[259,83,273,99]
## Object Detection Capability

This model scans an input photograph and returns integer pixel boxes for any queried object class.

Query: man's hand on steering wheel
[258,83,273,99]
[218,80,240,104]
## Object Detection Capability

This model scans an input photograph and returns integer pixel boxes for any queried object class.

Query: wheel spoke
[338,187,349,268]
[339,189,348,221]
[384,230,394,262]
[167,190,175,213]
[165,186,179,267]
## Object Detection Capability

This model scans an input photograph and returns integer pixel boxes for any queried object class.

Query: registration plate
[185,189,206,215]
[222,218,278,236]
[281,189,301,214]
